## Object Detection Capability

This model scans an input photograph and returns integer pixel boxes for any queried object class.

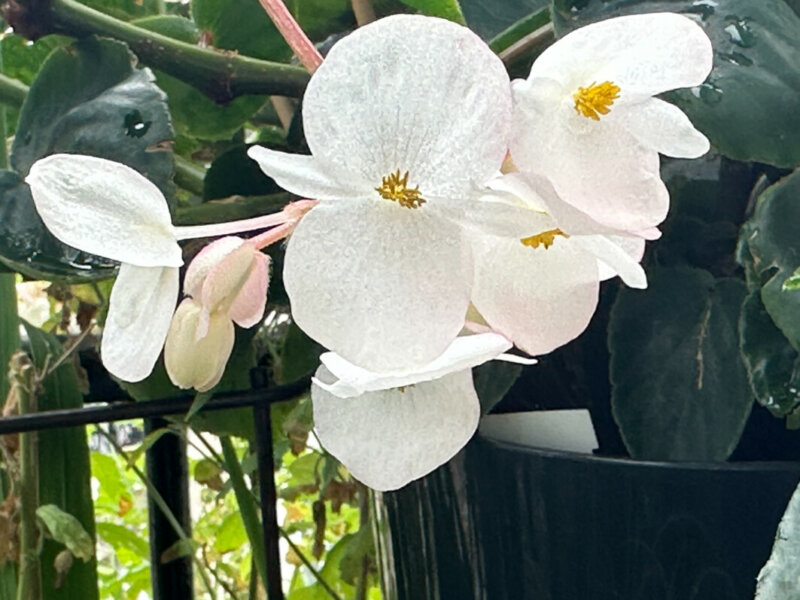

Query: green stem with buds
[14,356,41,600]
[44,0,310,102]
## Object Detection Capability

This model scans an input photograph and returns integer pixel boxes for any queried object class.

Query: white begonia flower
[248,14,512,374]
[26,154,182,382]
[311,333,534,491]
[467,172,647,356]
[164,236,270,391]
[511,12,713,233]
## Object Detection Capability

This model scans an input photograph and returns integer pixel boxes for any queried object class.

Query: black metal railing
[0,373,311,600]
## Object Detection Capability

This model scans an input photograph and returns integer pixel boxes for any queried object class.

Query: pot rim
[480,436,800,473]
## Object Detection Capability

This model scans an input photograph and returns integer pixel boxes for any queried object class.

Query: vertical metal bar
[254,401,284,599]
[145,418,194,600]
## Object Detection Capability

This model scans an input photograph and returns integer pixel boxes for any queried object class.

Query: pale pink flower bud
[164,298,235,392]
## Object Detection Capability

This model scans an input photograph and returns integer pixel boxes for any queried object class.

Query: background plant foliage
[0,0,800,598]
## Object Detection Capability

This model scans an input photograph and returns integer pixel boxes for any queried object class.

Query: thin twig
[280,528,344,600]
[351,0,376,26]
[98,428,217,597]
[499,22,555,65]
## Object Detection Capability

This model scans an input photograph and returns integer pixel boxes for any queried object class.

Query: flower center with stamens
[375,170,426,209]
[520,229,569,250]
[573,81,621,121]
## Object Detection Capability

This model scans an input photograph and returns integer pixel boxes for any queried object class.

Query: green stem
[0,73,28,109]
[173,156,206,197]
[220,436,268,590]
[279,528,343,600]
[47,0,310,102]
[15,357,41,600]
[98,429,216,597]
[174,193,291,226]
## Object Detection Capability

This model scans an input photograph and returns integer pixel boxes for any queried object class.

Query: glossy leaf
[552,0,800,168]
[609,266,752,461]
[739,170,800,349]
[0,36,173,280]
[23,322,98,600]
[756,480,800,599]
[739,290,800,418]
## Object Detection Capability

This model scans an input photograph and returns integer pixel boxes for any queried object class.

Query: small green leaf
[756,481,800,598]
[36,505,94,562]
[397,0,466,23]
[212,512,247,554]
[609,267,752,461]
[782,266,800,291]
[159,538,197,564]
[193,458,222,485]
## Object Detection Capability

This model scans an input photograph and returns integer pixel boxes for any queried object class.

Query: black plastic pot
[377,436,800,600]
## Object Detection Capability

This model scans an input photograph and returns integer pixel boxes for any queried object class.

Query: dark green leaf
[134,15,269,141]
[609,266,752,460]
[739,169,800,348]
[23,322,98,600]
[552,0,800,168]
[12,36,173,190]
[203,144,282,201]
[191,0,293,61]
[0,36,174,280]
[473,361,522,413]
[739,290,800,418]
[462,0,549,40]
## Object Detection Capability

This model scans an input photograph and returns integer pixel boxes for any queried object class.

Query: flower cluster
[26,12,712,491]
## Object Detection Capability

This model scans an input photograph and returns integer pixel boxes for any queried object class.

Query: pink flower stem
[250,223,293,250]
[174,200,317,241]
[174,212,291,241]
[257,0,324,73]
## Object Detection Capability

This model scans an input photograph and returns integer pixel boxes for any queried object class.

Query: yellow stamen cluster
[573,81,621,121]
[375,170,426,209]
[520,229,569,250]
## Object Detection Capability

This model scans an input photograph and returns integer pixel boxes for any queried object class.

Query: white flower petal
[246,146,363,200]
[101,264,179,382]
[471,235,600,356]
[511,104,669,232]
[164,298,235,392]
[302,14,511,198]
[619,98,710,158]
[571,235,647,289]
[529,13,712,96]
[312,366,480,491]
[284,199,472,372]
[316,332,512,398]
[26,154,182,267]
